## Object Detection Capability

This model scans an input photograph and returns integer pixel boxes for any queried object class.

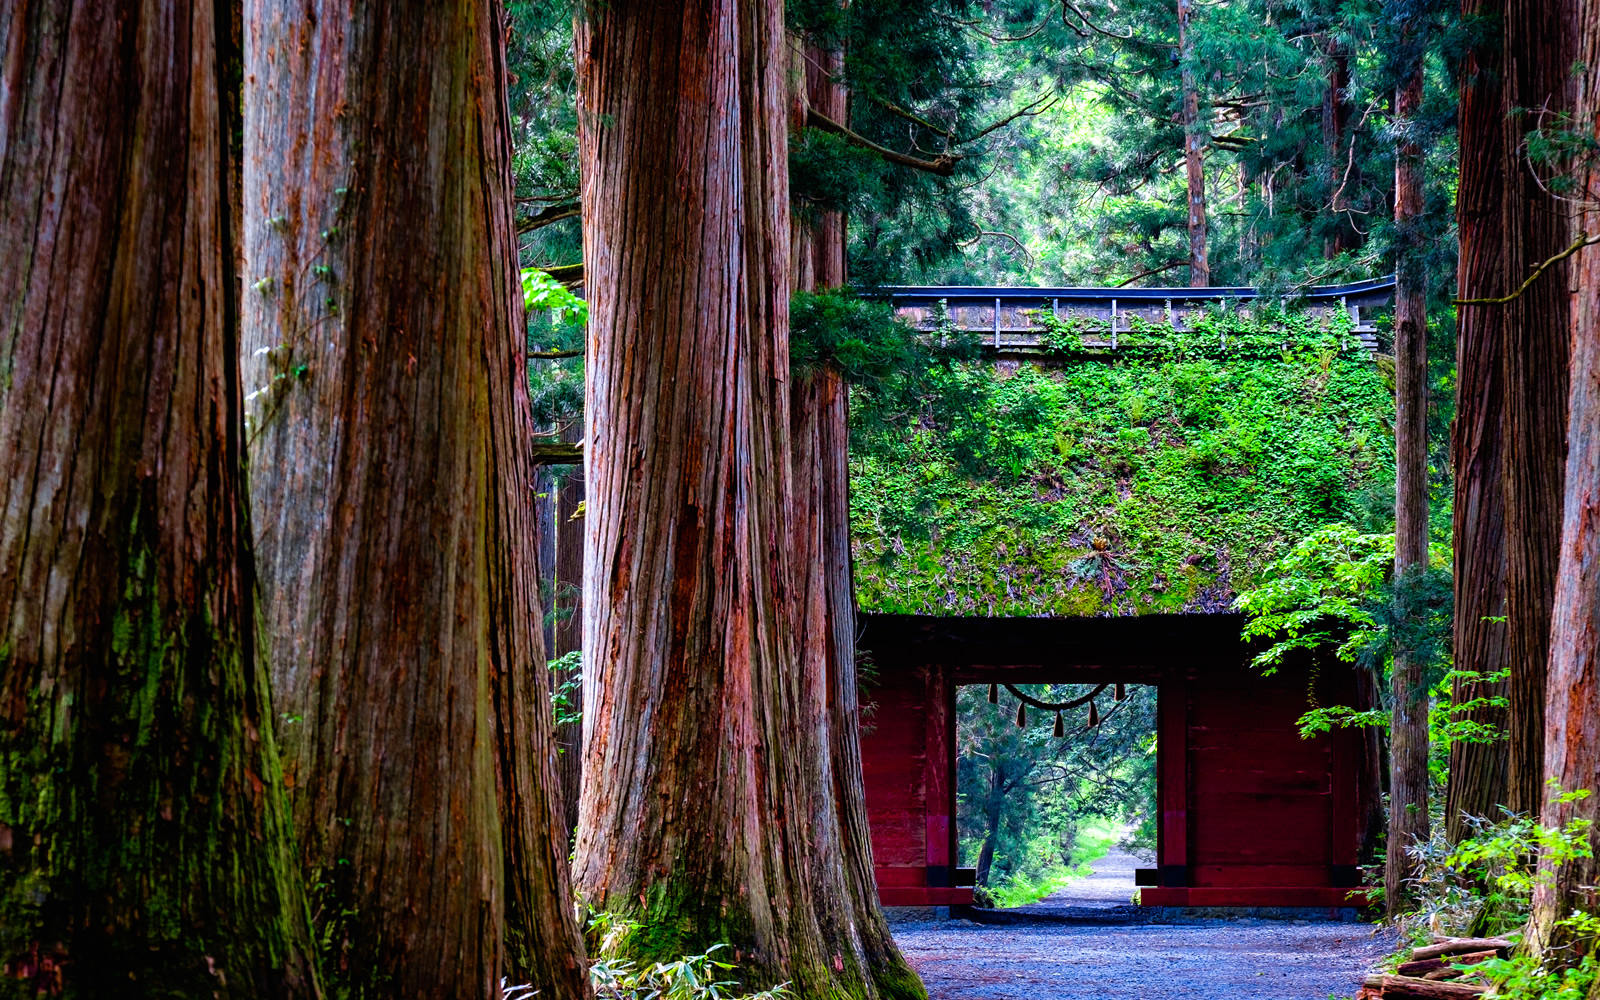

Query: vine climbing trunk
[1387,38,1431,915]
[574,2,880,995]
[240,2,588,996]
[1447,0,1511,841]
[784,33,925,998]
[1499,0,1574,817]
[0,1,319,994]
[1528,0,1599,960]
[1178,0,1209,286]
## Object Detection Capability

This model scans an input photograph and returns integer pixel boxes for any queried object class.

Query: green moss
[851,314,1393,617]
[0,507,315,998]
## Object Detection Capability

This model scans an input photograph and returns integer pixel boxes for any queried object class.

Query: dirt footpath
[892,918,1395,1000]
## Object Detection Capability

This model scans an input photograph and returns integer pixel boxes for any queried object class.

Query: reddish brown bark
[1447,0,1511,842]
[1388,50,1431,915]
[0,1,318,994]
[574,2,883,993]
[1529,0,1599,956]
[1500,0,1575,817]
[788,37,923,996]
[241,2,587,996]
[1178,0,1209,286]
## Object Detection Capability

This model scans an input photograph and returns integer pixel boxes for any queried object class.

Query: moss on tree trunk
[0,1,318,995]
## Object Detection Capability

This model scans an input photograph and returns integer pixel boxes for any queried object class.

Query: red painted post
[1158,669,1189,893]
[924,664,955,886]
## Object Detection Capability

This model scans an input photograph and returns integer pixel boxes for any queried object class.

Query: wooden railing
[874,274,1395,353]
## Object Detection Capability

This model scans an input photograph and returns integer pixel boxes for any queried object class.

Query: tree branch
[1454,232,1600,305]
[541,262,583,285]
[1113,258,1189,287]
[516,201,580,234]
[1060,0,1134,39]
[529,348,582,359]
[956,95,1058,144]
[806,108,959,176]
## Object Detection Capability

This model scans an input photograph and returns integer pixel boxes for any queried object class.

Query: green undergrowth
[985,817,1123,908]
[851,311,1393,616]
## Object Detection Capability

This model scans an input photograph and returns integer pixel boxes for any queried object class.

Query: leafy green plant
[548,650,582,726]
[588,946,792,1000]
[521,267,588,328]
[1397,789,1594,942]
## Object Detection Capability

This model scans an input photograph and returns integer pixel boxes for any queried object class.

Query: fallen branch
[1396,949,1498,979]
[529,441,583,465]
[516,201,581,234]
[806,108,959,176]
[1455,233,1600,305]
[1409,938,1513,963]
[1361,973,1485,999]
[529,348,582,360]
[542,262,583,285]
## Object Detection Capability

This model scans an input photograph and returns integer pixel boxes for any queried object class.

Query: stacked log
[1356,937,1513,998]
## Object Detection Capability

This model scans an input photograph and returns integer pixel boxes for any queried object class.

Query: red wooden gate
[859,613,1379,909]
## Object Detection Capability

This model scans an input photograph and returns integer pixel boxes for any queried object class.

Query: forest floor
[892,849,1394,999]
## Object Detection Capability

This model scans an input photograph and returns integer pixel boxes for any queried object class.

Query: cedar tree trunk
[1529,2,1599,958]
[574,1,872,993]
[1178,0,1210,286]
[0,1,318,994]
[786,35,925,997]
[1500,0,1574,817]
[1447,0,1511,841]
[241,2,588,996]
[1387,51,1432,915]
[1322,36,1361,258]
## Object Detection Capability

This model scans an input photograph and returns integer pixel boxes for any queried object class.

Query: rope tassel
[988,682,999,704]
[1088,700,1100,727]
[1053,710,1065,738]
[1015,701,1027,728]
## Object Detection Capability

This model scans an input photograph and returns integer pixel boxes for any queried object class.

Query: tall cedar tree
[1499,0,1573,816]
[0,1,320,995]
[1529,0,1599,958]
[240,2,588,996]
[1446,0,1510,841]
[787,31,927,1000]
[1177,0,1209,285]
[1387,10,1431,914]
[574,2,887,993]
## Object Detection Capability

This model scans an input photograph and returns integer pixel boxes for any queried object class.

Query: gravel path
[1036,846,1143,908]
[893,917,1394,999]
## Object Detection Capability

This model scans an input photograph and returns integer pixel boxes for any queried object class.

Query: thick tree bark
[1322,36,1361,258]
[574,2,870,994]
[1500,0,1574,817]
[0,1,318,994]
[553,431,586,838]
[975,765,1006,889]
[787,34,926,998]
[1387,52,1431,915]
[241,3,587,996]
[1528,1,1599,959]
[1447,1,1511,842]
[1178,0,1209,286]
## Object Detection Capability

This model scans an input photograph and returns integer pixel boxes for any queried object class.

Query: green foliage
[549,650,582,726]
[1235,525,1394,671]
[957,683,1156,903]
[522,267,588,327]
[1384,793,1598,998]
[853,315,1392,617]
[521,266,586,428]
[504,919,792,1000]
